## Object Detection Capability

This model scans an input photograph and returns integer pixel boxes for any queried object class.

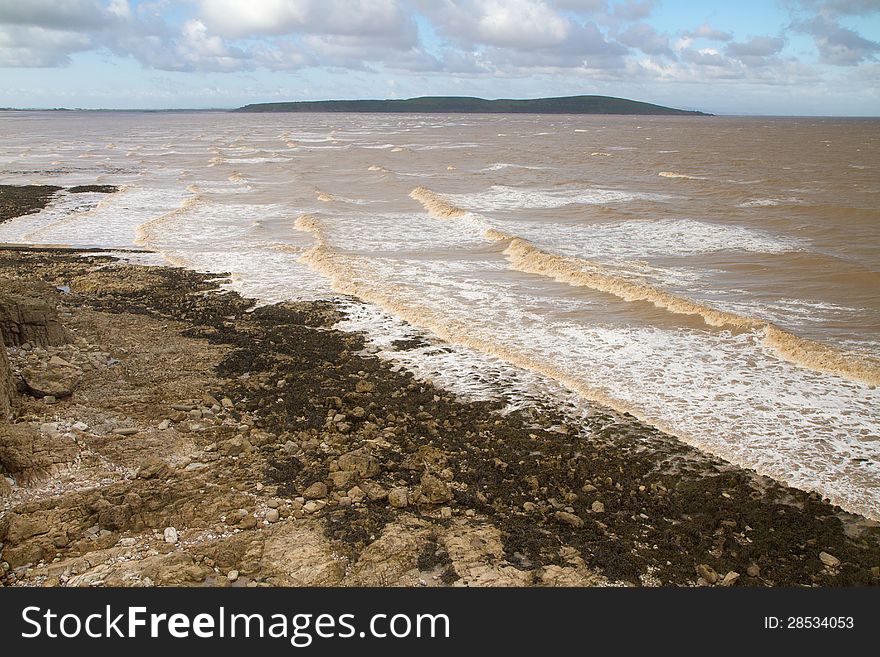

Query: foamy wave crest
[487,233,880,386]
[410,186,468,219]
[450,185,666,211]
[738,197,800,208]
[368,165,388,173]
[134,184,203,248]
[659,171,706,180]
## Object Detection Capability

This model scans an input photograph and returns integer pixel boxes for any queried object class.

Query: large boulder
[21,359,82,398]
[0,282,70,348]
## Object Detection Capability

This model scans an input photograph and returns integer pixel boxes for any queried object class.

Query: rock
[523,502,536,512]
[416,473,453,504]
[221,397,234,409]
[720,571,740,587]
[303,501,321,514]
[329,470,359,489]
[440,506,453,519]
[42,395,56,404]
[112,427,139,436]
[358,480,387,501]
[0,285,71,348]
[0,334,15,420]
[337,448,380,478]
[219,436,252,457]
[554,511,584,528]
[303,482,328,499]
[747,563,761,578]
[697,564,719,585]
[163,527,179,545]
[338,496,352,507]
[351,406,366,418]
[355,380,375,393]
[21,362,81,398]
[347,486,365,503]
[819,552,840,568]
[227,570,239,582]
[158,419,171,431]
[591,501,605,513]
[136,458,172,480]
[265,509,280,523]
[388,487,409,508]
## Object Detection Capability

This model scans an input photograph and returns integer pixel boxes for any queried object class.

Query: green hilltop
[234,95,709,116]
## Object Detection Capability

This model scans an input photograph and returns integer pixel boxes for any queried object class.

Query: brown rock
[0,423,78,485]
[359,480,387,501]
[136,458,172,480]
[720,571,740,587]
[219,436,252,457]
[337,448,380,478]
[819,552,840,568]
[416,473,453,504]
[747,563,761,578]
[388,487,409,508]
[329,470,359,489]
[554,511,584,528]
[0,334,15,420]
[697,564,719,584]
[21,362,82,398]
[0,284,70,348]
[303,482,328,499]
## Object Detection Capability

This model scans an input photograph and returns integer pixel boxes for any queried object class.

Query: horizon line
[1,107,878,118]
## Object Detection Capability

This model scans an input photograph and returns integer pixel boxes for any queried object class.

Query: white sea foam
[451,185,669,211]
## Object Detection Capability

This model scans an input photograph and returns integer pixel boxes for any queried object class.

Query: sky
[0,0,878,115]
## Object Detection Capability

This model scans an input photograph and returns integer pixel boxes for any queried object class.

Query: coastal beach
[0,175,878,587]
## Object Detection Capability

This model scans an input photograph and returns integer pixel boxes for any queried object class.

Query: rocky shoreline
[0,246,878,587]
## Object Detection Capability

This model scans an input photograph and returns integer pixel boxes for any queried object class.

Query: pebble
[113,427,139,436]
[158,419,171,431]
[265,509,280,523]
[720,571,740,587]
[554,511,584,528]
[697,564,719,584]
[440,506,453,519]
[163,527,179,545]
[819,552,840,568]
[267,499,279,508]
[227,570,239,582]
[747,564,761,578]
[591,501,605,513]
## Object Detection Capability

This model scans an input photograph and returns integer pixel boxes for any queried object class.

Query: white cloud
[0,25,93,67]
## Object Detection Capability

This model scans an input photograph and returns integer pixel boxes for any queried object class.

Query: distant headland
[234,95,710,116]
